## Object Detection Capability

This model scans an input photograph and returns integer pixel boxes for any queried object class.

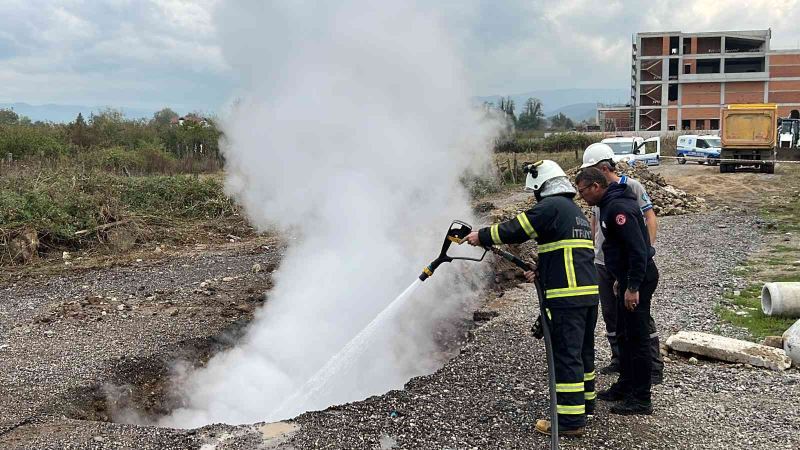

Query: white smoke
[161,1,501,428]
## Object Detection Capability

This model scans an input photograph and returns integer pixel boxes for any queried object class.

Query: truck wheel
[678,157,686,164]
[719,164,728,173]
[762,163,775,174]
[708,157,719,166]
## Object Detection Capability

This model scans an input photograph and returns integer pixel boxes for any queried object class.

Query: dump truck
[719,104,777,174]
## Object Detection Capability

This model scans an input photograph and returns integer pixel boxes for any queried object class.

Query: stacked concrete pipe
[761,282,800,317]
[784,319,800,366]
[761,282,800,365]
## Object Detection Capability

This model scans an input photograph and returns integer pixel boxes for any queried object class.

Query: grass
[716,283,798,340]
[716,165,800,338]
[761,187,800,232]
[0,164,239,264]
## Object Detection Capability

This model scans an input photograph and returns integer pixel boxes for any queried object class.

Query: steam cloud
[161,1,501,428]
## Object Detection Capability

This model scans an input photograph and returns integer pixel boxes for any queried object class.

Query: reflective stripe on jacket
[478,194,599,308]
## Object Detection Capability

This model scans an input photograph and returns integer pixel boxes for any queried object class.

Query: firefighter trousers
[547,304,598,430]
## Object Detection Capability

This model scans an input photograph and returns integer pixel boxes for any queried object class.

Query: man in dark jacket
[466,160,598,436]
[575,166,658,415]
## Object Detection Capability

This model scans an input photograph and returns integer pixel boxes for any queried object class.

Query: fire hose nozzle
[419,220,487,281]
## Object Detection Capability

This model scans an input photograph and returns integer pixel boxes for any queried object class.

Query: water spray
[420,220,560,449]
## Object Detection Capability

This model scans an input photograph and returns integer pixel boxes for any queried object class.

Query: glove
[531,315,544,339]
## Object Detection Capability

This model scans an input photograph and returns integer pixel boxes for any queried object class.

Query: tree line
[485,97,578,131]
[0,107,222,161]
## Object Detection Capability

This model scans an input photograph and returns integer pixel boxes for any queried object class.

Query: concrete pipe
[761,282,800,317]
[783,319,800,366]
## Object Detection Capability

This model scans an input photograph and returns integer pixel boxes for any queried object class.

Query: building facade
[630,29,800,131]
[596,104,633,131]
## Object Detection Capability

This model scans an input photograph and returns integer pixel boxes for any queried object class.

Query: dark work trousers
[616,263,659,403]
[596,263,663,375]
[547,305,598,429]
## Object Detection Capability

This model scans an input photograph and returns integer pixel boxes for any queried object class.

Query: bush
[0,166,236,261]
[0,124,70,159]
[495,132,603,153]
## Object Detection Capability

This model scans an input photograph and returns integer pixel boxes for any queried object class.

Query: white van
[676,135,721,165]
[600,136,661,166]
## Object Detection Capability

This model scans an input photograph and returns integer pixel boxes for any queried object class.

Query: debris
[762,336,784,348]
[7,229,39,264]
[222,276,235,282]
[473,310,499,322]
[566,162,704,217]
[666,331,792,371]
[252,263,262,273]
[689,356,699,365]
[62,251,72,260]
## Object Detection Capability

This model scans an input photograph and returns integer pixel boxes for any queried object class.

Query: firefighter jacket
[477,193,599,308]
[597,182,656,292]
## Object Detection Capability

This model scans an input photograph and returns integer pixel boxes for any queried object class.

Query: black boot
[610,399,653,415]
[597,383,626,402]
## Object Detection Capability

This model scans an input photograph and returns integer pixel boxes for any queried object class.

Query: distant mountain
[544,103,599,122]
[474,88,629,120]
[0,103,156,123]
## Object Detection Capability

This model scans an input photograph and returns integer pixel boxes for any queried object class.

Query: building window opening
[684,63,692,74]
[670,36,680,55]
[669,59,679,79]
[695,120,705,130]
[725,57,765,73]
[697,59,721,74]
[710,119,720,130]
[725,37,764,53]
[668,84,678,101]
[682,119,691,130]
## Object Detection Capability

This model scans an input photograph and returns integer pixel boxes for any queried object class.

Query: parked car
[676,135,722,165]
[599,136,661,166]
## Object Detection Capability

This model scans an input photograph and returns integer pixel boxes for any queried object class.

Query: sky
[2,0,800,114]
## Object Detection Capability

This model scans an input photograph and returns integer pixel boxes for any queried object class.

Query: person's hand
[523,270,536,283]
[613,280,619,297]
[624,289,639,311]
[465,231,481,246]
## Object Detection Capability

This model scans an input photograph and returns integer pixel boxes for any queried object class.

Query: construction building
[629,29,800,131]
[597,104,634,131]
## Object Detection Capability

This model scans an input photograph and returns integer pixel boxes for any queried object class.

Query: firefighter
[575,166,658,415]
[465,160,598,437]
[581,143,664,384]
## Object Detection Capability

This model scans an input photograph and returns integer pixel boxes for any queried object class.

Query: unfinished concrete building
[630,29,800,131]
[596,104,633,131]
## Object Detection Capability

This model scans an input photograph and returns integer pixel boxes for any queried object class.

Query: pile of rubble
[566,161,705,217]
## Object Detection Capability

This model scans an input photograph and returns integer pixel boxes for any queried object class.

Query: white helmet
[524,160,567,192]
[580,142,615,169]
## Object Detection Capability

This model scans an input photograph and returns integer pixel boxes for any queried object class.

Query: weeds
[0,165,236,264]
[716,284,797,340]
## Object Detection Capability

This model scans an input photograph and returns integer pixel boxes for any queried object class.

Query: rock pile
[567,162,705,216]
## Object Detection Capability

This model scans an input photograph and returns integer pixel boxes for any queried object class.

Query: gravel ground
[1,212,799,449]
[0,238,283,449]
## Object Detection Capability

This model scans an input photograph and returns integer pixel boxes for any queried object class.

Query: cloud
[453,0,800,95]
[3,0,800,109]
[0,0,230,111]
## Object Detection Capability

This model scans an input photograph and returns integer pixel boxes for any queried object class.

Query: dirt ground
[2,160,800,449]
[651,160,799,208]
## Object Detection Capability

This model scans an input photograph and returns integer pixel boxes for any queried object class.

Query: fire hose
[419,220,560,449]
